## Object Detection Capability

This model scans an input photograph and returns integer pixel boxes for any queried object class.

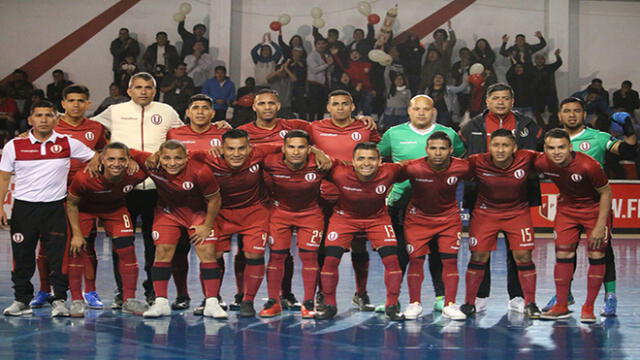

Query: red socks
[516,262,537,305]
[407,257,425,304]
[242,257,265,302]
[299,251,319,302]
[554,258,574,307]
[465,261,486,304]
[585,258,606,307]
[151,261,172,298]
[200,261,222,298]
[115,246,139,301]
[442,257,459,305]
[266,252,288,300]
[381,255,402,306]
[320,256,341,306]
[68,254,85,301]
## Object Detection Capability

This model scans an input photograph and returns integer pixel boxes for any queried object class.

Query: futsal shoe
[601,293,617,316]
[122,299,149,315]
[143,297,171,318]
[259,299,282,318]
[301,300,315,319]
[580,305,597,324]
[51,300,70,317]
[111,292,123,309]
[352,292,375,312]
[442,303,467,321]
[29,291,51,308]
[314,305,337,320]
[540,304,571,320]
[239,300,256,317]
[374,304,385,313]
[204,297,229,319]
[542,293,575,312]
[281,293,301,310]
[83,291,104,309]
[385,304,405,321]
[475,297,488,313]
[508,297,526,313]
[70,300,86,318]
[315,293,326,312]
[3,301,32,316]
[460,303,476,318]
[524,303,541,319]
[171,295,191,310]
[194,299,206,316]
[404,302,423,320]
[433,296,445,312]
[229,293,243,311]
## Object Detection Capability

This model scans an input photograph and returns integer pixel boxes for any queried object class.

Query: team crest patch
[268,236,275,245]
[469,237,478,247]
[406,244,414,254]
[305,173,317,182]
[150,114,163,125]
[327,232,338,241]
[519,128,529,137]
[446,176,458,185]
[375,185,387,194]
[579,141,591,151]
[50,144,63,153]
[249,164,260,173]
[279,130,288,138]
[152,231,160,240]
[571,174,583,182]
[12,233,24,243]
[182,181,194,190]
[123,185,134,193]
[351,132,362,141]
[210,138,221,147]
[85,132,95,141]
[514,169,525,179]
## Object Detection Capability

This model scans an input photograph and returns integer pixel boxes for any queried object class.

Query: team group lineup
[0,71,637,325]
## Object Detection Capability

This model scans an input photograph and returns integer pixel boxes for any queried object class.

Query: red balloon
[469,74,484,87]
[269,21,282,31]
[368,14,380,25]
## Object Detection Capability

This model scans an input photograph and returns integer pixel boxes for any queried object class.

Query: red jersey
[262,152,326,212]
[55,117,108,181]
[310,118,381,161]
[130,150,220,213]
[534,151,608,208]
[68,169,147,213]
[404,157,471,217]
[239,118,312,145]
[329,163,404,219]
[166,125,226,152]
[469,149,538,212]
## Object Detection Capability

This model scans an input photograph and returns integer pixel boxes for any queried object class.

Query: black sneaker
[460,303,476,317]
[385,304,405,321]
[239,300,256,317]
[171,295,191,310]
[229,293,243,311]
[525,302,541,319]
[193,299,205,316]
[314,305,337,320]
[352,292,375,312]
[315,292,326,312]
[111,292,123,310]
[218,296,228,311]
[281,293,301,310]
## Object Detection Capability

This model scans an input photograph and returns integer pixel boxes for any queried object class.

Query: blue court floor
[0,232,638,360]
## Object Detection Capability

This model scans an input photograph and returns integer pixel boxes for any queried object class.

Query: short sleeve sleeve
[0,141,17,173]
[69,138,95,162]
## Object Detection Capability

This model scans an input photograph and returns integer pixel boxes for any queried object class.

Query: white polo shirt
[0,131,95,202]
[92,100,183,189]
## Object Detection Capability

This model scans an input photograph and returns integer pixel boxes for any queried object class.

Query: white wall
[1,0,639,111]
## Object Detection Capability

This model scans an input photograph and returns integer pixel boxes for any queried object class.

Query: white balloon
[179,3,192,15]
[378,53,393,66]
[469,63,485,75]
[368,49,385,62]
[173,12,186,22]
[357,1,372,16]
[278,14,291,26]
[310,7,323,19]
[313,17,325,29]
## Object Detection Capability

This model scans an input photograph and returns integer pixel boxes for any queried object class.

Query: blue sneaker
[541,293,575,312]
[29,291,52,308]
[600,293,617,316]
[83,291,104,309]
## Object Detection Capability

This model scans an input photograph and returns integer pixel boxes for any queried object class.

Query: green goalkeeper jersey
[570,127,618,167]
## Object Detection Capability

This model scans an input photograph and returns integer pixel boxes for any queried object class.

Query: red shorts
[325,212,397,250]
[152,207,215,246]
[468,207,535,252]
[404,207,461,257]
[79,207,135,239]
[215,203,270,254]
[269,207,324,252]
[554,205,612,252]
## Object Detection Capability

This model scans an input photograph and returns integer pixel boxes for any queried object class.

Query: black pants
[11,199,68,304]
[477,236,524,299]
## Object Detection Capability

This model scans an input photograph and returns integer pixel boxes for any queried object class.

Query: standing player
[460,129,541,319]
[542,97,638,315]
[315,142,405,321]
[402,131,469,320]
[66,142,149,317]
[31,84,108,309]
[537,129,612,323]
[128,140,224,318]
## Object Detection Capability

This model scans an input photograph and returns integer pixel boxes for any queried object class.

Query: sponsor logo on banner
[150,114,163,125]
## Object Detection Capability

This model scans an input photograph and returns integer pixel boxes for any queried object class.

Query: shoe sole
[4,310,33,316]
[204,312,229,319]
[70,313,84,318]
[87,305,104,310]
[259,312,281,318]
[527,314,541,320]
[443,313,467,321]
[540,313,572,320]
[385,316,406,321]
[404,313,422,320]
[580,317,596,323]
[301,313,315,319]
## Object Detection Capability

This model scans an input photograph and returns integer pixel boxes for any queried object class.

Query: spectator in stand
[584,89,612,131]
[427,73,469,128]
[177,20,208,59]
[346,25,375,60]
[93,83,129,115]
[382,73,411,130]
[314,28,347,62]
[530,49,562,129]
[232,77,256,127]
[306,38,334,120]
[420,48,446,93]
[251,34,283,86]
[471,38,496,71]
[332,49,374,115]
[160,63,195,119]
[506,63,534,119]
[184,41,214,89]
[266,59,297,118]
[142,32,180,82]
[451,47,472,117]
[427,21,456,71]
[572,79,610,106]
[499,32,547,65]
[0,88,19,142]
[202,66,236,121]
[613,80,640,115]
[288,47,308,119]
[116,55,140,94]
[46,69,73,112]
[5,69,34,116]
[110,28,140,82]
[278,31,307,60]
[331,72,361,110]
[397,34,425,96]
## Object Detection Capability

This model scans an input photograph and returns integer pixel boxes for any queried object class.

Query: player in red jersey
[259,130,327,318]
[67,142,149,317]
[128,140,224,318]
[310,89,381,312]
[402,131,471,321]
[32,85,109,310]
[315,142,405,321]
[536,129,612,323]
[460,129,542,319]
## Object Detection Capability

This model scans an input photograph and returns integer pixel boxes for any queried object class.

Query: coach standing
[0,100,96,317]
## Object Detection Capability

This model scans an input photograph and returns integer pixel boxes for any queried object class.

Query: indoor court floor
[0,232,638,360]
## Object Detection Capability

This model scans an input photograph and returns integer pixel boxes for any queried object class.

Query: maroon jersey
[310,118,381,161]
[469,149,538,212]
[262,152,326,212]
[130,150,220,213]
[405,157,471,217]
[68,169,147,213]
[239,118,312,145]
[55,117,108,181]
[166,125,226,152]
[534,151,608,208]
[329,163,404,219]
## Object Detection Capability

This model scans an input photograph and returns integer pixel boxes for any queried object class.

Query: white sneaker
[203,297,228,319]
[508,297,525,313]
[69,300,86,318]
[143,297,171,318]
[3,301,32,316]
[475,297,488,313]
[51,300,70,317]
[404,302,423,320]
[442,303,466,321]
